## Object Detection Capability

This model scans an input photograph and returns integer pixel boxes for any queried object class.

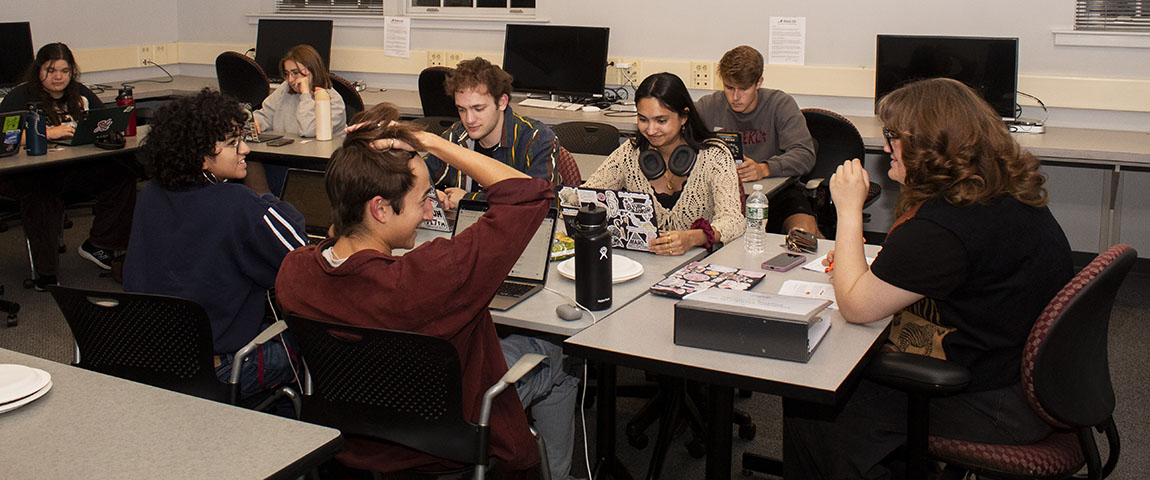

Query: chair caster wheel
[686,438,706,458]
[738,423,757,440]
[626,432,649,449]
[58,244,67,254]
[5,314,16,328]
[23,278,35,289]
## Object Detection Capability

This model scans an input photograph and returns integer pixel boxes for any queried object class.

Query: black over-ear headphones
[94,131,126,150]
[638,144,696,180]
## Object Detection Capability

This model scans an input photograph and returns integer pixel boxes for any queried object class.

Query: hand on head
[346,120,421,152]
[828,158,870,215]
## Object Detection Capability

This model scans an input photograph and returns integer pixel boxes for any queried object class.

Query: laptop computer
[279,168,331,244]
[1,111,23,158]
[557,186,658,252]
[55,105,132,146]
[452,199,558,311]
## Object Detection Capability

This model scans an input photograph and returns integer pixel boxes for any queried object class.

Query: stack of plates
[0,364,53,414]
[556,254,645,284]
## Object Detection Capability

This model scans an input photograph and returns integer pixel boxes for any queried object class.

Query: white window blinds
[1076,0,1150,31]
[275,0,384,15]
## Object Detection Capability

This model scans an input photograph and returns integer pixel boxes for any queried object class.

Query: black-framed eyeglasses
[881,126,899,148]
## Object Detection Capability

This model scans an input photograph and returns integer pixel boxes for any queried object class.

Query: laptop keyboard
[497,282,534,298]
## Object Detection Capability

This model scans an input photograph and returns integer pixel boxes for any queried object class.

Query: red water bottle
[116,87,137,137]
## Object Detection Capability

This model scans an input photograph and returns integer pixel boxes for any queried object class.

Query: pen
[253,118,261,135]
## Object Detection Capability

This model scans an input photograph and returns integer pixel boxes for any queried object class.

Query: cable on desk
[543,286,599,324]
[121,59,174,88]
[1015,91,1049,125]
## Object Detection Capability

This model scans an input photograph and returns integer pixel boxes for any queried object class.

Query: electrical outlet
[445,51,465,68]
[137,45,154,65]
[154,44,169,65]
[606,58,640,86]
[690,61,713,90]
[427,51,446,68]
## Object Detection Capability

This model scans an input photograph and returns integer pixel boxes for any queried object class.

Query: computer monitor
[875,35,1019,119]
[0,22,34,88]
[254,19,333,83]
[502,24,609,100]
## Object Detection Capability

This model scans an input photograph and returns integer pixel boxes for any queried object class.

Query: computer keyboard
[497,282,534,298]
[518,98,583,111]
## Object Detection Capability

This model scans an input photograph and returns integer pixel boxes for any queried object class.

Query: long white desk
[565,234,889,479]
[0,126,148,174]
[0,348,342,479]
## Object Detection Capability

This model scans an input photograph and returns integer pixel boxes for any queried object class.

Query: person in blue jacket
[124,89,306,400]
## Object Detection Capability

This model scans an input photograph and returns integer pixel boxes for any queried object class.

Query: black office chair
[284,314,549,480]
[47,285,298,413]
[418,66,459,119]
[411,116,459,136]
[330,73,364,122]
[864,244,1135,480]
[801,108,881,238]
[552,121,621,155]
[215,51,271,111]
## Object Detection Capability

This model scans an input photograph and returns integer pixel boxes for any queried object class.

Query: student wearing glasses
[0,42,137,289]
[582,72,744,255]
[253,44,347,139]
[124,89,306,401]
[785,78,1071,479]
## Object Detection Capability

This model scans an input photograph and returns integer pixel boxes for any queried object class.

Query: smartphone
[761,252,805,272]
[267,138,294,147]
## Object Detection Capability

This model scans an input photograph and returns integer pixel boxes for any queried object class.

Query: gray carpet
[1,213,1146,479]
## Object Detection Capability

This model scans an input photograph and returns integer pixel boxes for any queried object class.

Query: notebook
[557,186,658,252]
[279,168,331,244]
[55,105,132,146]
[1,111,22,158]
[452,199,558,311]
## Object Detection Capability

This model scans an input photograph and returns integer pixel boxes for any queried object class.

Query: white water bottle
[314,87,332,141]
[745,184,768,254]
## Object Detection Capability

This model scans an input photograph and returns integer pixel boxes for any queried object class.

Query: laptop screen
[279,169,331,235]
[453,202,556,282]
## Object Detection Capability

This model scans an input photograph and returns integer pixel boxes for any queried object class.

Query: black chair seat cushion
[930,431,1084,479]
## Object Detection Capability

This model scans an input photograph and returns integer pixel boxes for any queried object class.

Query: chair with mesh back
[801,108,881,238]
[865,244,1135,480]
[556,146,582,187]
[215,51,271,111]
[284,314,547,480]
[419,66,459,119]
[552,121,621,155]
[330,73,364,122]
[47,285,297,412]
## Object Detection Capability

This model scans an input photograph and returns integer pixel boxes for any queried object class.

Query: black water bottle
[24,104,47,156]
[571,204,612,311]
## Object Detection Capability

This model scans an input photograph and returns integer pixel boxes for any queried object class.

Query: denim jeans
[500,334,581,480]
[214,335,300,401]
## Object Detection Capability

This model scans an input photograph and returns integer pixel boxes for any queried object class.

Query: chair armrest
[864,351,970,396]
[228,320,290,401]
[478,353,545,427]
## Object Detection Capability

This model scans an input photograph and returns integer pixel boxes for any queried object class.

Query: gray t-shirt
[695,88,815,178]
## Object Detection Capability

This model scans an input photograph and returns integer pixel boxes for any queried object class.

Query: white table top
[564,234,889,405]
[0,348,341,479]
[0,126,148,174]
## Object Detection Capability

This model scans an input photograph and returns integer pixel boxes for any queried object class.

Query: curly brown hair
[139,89,248,190]
[443,57,513,102]
[326,103,426,238]
[717,45,763,88]
[878,78,1047,217]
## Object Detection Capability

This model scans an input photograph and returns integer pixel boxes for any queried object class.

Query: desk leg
[593,362,633,480]
[704,384,734,480]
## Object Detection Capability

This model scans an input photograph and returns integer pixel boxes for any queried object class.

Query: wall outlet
[137,45,154,65]
[607,58,640,86]
[153,44,171,64]
[427,51,446,68]
[690,61,713,90]
[445,51,465,68]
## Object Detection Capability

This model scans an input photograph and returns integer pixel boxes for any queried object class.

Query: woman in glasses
[785,78,1072,479]
[125,89,305,404]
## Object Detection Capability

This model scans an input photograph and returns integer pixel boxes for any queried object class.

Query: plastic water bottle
[745,184,768,254]
[314,87,332,141]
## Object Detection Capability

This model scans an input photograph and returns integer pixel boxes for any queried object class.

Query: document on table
[779,279,838,311]
[801,254,876,273]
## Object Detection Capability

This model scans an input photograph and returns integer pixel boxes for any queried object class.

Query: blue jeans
[500,334,581,480]
[214,336,299,401]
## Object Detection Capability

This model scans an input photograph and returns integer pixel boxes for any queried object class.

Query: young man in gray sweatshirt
[696,45,820,235]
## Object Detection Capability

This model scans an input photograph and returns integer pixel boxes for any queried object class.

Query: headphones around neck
[638,144,696,181]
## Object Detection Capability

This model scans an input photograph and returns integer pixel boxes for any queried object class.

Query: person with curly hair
[423,56,558,209]
[784,78,1072,479]
[124,89,305,400]
[0,42,137,289]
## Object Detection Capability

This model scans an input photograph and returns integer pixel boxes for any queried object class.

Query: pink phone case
[762,253,805,272]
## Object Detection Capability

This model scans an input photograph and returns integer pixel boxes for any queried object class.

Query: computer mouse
[556,304,584,321]
[581,105,601,113]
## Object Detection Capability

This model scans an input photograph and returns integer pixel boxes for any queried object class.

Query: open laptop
[279,168,331,244]
[452,199,558,311]
[55,105,132,146]
[557,186,658,252]
[1,111,23,157]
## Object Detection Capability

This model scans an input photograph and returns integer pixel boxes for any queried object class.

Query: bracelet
[691,218,716,252]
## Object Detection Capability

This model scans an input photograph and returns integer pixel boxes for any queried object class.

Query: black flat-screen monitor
[255,19,333,83]
[502,24,609,99]
[875,35,1019,119]
[0,22,34,88]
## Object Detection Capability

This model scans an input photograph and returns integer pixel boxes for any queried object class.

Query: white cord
[543,286,599,324]
[267,291,302,389]
[579,361,594,480]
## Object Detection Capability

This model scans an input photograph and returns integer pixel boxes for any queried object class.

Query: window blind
[1076,0,1150,31]
[275,0,384,15]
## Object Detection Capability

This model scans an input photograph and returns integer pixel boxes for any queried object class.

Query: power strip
[1008,123,1046,134]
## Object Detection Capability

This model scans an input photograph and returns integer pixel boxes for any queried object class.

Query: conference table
[565,234,889,479]
[0,348,342,479]
[0,126,148,174]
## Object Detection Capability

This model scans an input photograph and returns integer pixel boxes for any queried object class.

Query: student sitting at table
[0,42,136,290]
[253,44,347,139]
[275,103,580,479]
[695,45,820,236]
[784,78,1072,479]
[423,57,559,209]
[582,72,744,255]
[124,89,305,401]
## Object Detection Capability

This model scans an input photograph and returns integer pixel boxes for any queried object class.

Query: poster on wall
[768,16,805,66]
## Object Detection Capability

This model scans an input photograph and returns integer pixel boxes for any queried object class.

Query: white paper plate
[556,255,644,284]
[0,379,52,414]
[0,364,51,405]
